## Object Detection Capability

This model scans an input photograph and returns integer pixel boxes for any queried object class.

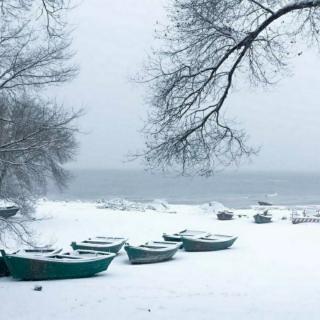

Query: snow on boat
[124,242,180,264]
[0,206,19,218]
[1,249,116,280]
[146,240,183,249]
[13,248,62,256]
[162,229,209,242]
[217,211,234,221]
[182,234,238,252]
[254,213,272,224]
[71,237,127,254]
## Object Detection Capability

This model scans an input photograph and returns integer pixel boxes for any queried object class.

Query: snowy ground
[1,200,320,320]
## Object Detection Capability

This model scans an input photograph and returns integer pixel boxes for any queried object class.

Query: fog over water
[48,169,320,208]
[51,1,320,172]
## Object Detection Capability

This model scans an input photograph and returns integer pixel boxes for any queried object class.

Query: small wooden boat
[217,211,234,221]
[254,212,272,224]
[258,201,272,206]
[182,234,238,252]
[71,237,127,254]
[163,229,209,242]
[1,249,116,280]
[0,206,19,218]
[124,242,180,264]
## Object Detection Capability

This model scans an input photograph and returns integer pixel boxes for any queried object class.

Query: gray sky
[54,0,320,172]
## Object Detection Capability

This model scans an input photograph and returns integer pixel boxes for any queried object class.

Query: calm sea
[46,169,320,208]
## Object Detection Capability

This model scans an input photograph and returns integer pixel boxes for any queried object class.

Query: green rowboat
[254,213,272,224]
[125,242,180,264]
[163,229,209,242]
[71,237,127,254]
[182,234,238,252]
[217,211,234,221]
[1,249,115,280]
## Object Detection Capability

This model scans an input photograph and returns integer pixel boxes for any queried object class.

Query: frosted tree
[142,0,320,175]
[0,0,79,244]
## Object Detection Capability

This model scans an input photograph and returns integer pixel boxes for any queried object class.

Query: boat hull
[254,214,272,224]
[217,212,234,221]
[0,256,10,276]
[162,234,181,242]
[258,201,272,206]
[0,206,19,218]
[1,251,115,280]
[182,236,237,252]
[124,245,179,264]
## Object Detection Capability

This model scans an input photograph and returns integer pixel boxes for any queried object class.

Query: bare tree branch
[140,0,320,175]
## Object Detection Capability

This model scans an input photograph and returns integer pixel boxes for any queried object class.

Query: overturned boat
[182,234,238,252]
[124,241,180,264]
[71,237,127,254]
[1,249,115,280]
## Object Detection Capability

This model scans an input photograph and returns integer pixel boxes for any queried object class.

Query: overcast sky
[53,0,320,172]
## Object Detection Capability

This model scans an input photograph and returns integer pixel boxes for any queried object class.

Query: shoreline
[1,200,320,319]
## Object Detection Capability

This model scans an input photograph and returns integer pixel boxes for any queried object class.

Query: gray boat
[0,206,19,218]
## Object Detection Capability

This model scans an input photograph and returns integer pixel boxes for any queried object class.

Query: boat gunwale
[72,239,126,247]
[13,248,63,256]
[147,241,181,247]
[3,252,115,263]
[182,235,237,243]
[125,244,179,253]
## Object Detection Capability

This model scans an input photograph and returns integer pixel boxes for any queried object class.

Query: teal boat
[163,229,209,242]
[254,213,272,224]
[182,234,238,252]
[1,249,115,280]
[217,211,234,221]
[71,237,127,254]
[124,241,180,264]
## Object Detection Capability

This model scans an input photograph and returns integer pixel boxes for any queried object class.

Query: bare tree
[142,0,320,175]
[0,0,79,244]
[0,96,80,210]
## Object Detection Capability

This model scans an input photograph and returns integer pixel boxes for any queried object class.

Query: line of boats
[0,230,238,281]
[217,210,273,224]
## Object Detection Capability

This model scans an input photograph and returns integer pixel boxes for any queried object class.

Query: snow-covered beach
[1,200,320,320]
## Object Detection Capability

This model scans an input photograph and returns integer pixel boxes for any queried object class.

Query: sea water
[47,169,320,208]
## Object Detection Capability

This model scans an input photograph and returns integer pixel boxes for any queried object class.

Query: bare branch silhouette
[141,0,320,175]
